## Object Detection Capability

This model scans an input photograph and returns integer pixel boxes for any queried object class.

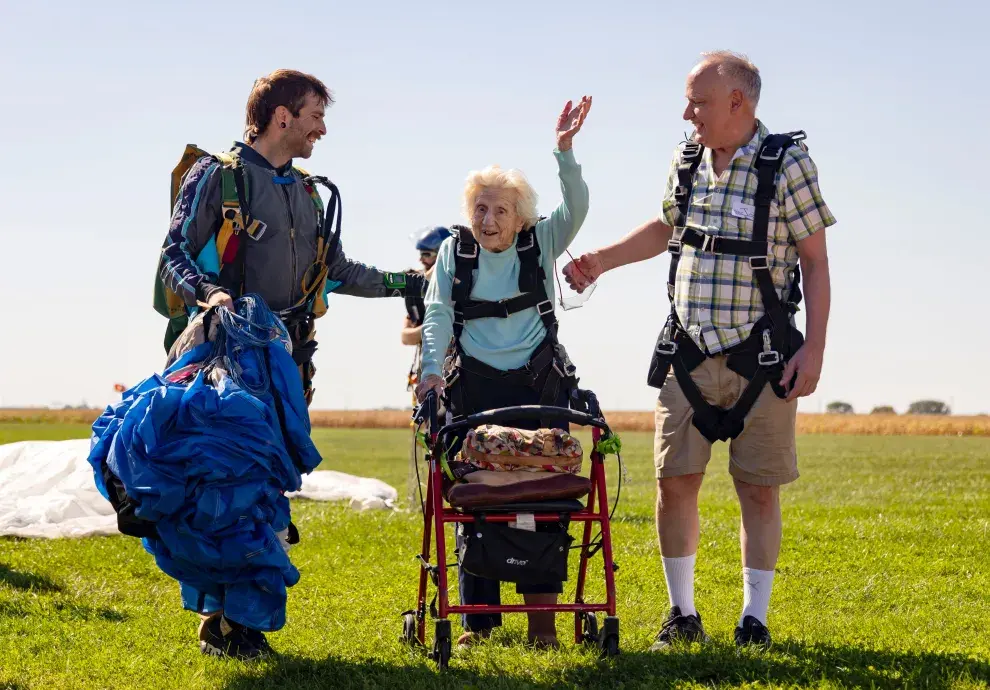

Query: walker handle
[437,404,609,440]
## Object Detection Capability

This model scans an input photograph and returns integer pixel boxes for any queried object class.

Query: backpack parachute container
[153,145,215,352]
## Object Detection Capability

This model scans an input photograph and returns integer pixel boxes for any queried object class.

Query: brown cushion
[447,472,591,509]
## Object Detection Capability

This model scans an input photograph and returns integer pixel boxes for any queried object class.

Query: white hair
[462,165,540,228]
[698,50,762,105]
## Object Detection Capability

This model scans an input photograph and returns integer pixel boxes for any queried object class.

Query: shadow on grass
[567,640,990,689]
[222,639,990,690]
[0,563,62,593]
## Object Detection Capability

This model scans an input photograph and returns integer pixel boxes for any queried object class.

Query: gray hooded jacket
[161,142,398,313]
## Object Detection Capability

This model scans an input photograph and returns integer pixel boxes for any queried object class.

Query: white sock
[740,567,775,626]
[661,554,696,617]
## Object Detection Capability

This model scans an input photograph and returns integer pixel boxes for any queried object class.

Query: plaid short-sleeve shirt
[660,120,836,354]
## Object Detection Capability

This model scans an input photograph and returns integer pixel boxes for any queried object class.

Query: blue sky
[0,0,987,415]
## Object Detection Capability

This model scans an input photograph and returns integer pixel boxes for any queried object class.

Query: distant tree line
[824,400,952,415]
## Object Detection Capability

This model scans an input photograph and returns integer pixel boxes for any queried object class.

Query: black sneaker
[242,626,274,655]
[199,615,271,661]
[649,606,710,651]
[734,615,772,649]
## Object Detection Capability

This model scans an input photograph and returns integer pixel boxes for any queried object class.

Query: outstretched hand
[562,251,604,293]
[556,96,592,151]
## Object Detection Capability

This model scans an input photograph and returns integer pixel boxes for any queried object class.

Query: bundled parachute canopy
[87,296,323,631]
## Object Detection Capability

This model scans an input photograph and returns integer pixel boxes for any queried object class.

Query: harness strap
[456,341,556,389]
[291,175,343,314]
[446,224,574,427]
[214,157,341,313]
[217,159,254,299]
[449,340,565,428]
[675,226,767,257]
[516,228,542,293]
[749,132,804,335]
[280,309,318,406]
[672,351,769,443]
[450,227,556,337]
[652,131,806,440]
[451,231,478,339]
[230,162,252,299]
[459,291,552,321]
[666,141,704,299]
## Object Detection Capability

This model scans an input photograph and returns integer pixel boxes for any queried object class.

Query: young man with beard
[158,69,424,659]
[160,69,424,409]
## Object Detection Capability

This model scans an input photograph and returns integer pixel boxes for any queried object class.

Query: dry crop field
[3,407,989,436]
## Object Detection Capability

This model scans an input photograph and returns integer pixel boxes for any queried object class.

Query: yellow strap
[216,220,236,270]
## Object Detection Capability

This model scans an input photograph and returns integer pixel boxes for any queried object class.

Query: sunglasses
[554,249,597,311]
[419,250,438,259]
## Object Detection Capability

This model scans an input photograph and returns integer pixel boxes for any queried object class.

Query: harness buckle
[749,255,769,270]
[667,239,682,256]
[758,351,781,366]
[758,329,780,366]
[537,300,554,316]
[682,143,702,160]
[517,231,535,251]
[453,311,464,328]
[700,234,718,253]
[656,340,678,356]
[491,300,511,318]
[759,146,783,161]
[456,241,478,259]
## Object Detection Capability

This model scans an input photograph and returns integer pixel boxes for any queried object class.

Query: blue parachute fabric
[87,295,323,632]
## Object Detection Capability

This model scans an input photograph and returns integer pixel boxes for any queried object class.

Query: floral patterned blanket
[460,425,583,475]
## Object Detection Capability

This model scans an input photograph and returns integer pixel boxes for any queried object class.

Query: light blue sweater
[420,148,589,379]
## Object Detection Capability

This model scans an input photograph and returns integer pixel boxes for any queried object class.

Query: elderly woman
[416,96,592,648]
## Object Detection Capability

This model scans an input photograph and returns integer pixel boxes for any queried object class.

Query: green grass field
[1,422,988,689]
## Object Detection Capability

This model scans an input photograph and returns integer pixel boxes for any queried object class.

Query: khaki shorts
[654,355,798,486]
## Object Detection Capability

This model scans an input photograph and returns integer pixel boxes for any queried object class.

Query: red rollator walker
[401,389,623,670]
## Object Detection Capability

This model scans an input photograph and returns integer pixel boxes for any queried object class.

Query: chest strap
[665,132,805,330]
[666,141,704,299]
[450,227,555,340]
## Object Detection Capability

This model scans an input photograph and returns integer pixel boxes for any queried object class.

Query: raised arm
[540,97,592,258]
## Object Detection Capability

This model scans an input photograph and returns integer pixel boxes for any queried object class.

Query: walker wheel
[432,619,452,670]
[400,611,420,647]
[578,611,599,646]
[599,616,620,658]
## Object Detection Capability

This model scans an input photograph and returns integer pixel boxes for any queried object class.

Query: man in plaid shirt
[564,51,835,649]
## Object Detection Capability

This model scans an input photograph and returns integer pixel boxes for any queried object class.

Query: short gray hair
[699,50,761,105]
[462,165,540,228]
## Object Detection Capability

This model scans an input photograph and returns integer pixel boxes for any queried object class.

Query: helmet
[412,225,453,252]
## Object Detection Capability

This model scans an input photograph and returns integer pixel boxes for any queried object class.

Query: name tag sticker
[731,201,755,220]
